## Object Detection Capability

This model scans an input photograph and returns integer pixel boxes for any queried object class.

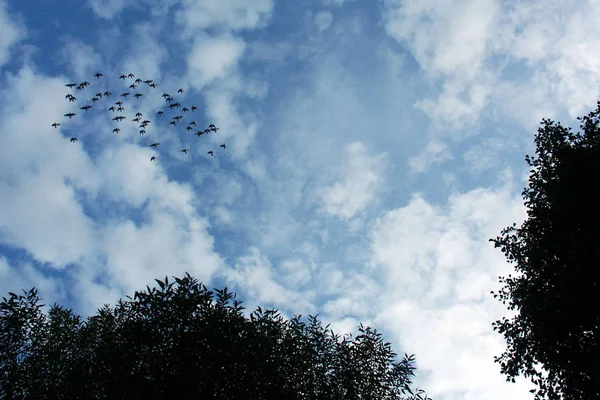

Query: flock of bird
[52,72,226,162]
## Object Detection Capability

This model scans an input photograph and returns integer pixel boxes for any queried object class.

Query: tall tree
[490,102,600,399]
[0,273,431,400]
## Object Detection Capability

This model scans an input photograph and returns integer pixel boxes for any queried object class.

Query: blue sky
[1,0,598,398]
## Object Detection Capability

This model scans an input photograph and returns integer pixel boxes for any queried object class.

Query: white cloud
[175,0,274,33]
[315,11,333,32]
[0,0,26,69]
[187,35,247,89]
[88,0,125,19]
[370,180,533,398]
[319,142,386,221]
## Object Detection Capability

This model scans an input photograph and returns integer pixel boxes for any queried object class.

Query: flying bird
[150,156,156,161]
[173,115,182,121]
[185,126,192,131]
[81,81,90,87]
[220,144,226,149]
[139,129,146,135]
[203,129,211,134]
[65,83,76,88]
[177,88,184,93]
[115,101,123,106]
[162,93,170,98]
[157,111,164,116]
[143,79,153,84]
[103,91,111,97]
[135,112,143,118]
[129,84,137,89]
[170,121,177,126]
[149,83,157,88]
[142,120,150,125]
[95,92,103,98]
[128,73,135,78]
[51,122,60,128]
[195,131,204,137]
[94,73,103,79]
[119,74,127,80]
[112,116,126,122]
[191,106,197,111]
[65,113,76,118]
[181,148,189,154]
[150,143,160,148]
[207,150,214,156]
[134,93,143,99]
[182,107,189,113]
[135,78,143,84]
[113,128,121,133]
[117,106,125,112]
[108,106,115,111]
[132,117,141,123]
[121,92,130,98]
[91,97,99,102]
[189,121,196,125]
[70,137,77,142]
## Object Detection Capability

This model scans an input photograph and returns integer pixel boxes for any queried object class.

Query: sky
[0,0,598,398]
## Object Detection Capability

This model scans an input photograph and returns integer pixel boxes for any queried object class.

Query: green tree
[1,273,431,400]
[490,102,600,399]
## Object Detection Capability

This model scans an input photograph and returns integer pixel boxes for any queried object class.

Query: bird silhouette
[220,144,226,149]
[191,106,197,111]
[151,156,156,161]
[134,93,143,99]
[65,113,76,118]
[52,123,60,128]
[178,88,184,93]
[181,148,189,154]
[139,129,146,135]
[186,126,192,131]
[94,73,103,79]
[119,74,127,80]
[70,137,77,142]
[65,83,76,88]
[207,150,214,156]
[150,143,160,148]
[113,128,121,133]
[157,111,164,116]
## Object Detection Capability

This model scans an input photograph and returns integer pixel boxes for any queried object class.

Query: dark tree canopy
[490,102,600,399]
[0,273,431,400]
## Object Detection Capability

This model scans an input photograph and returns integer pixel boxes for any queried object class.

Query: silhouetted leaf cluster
[1,273,431,400]
[490,102,600,399]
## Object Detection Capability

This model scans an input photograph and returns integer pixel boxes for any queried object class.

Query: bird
[195,131,204,137]
[142,120,150,125]
[65,83,76,88]
[143,79,153,84]
[132,117,141,123]
[115,101,123,106]
[149,83,157,88]
[170,121,177,126]
[117,106,125,112]
[76,85,84,91]
[150,156,156,161]
[178,88,184,93]
[113,128,121,133]
[139,123,148,128]
[94,72,103,79]
[121,92,130,98]
[119,74,127,80]
[91,97,99,102]
[203,129,211,135]
[189,121,197,125]
[70,137,77,142]
[81,81,90,87]
[135,112,143,118]
[139,129,146,135]
[220,144,226,149]
[95,92,103,98]
[150,143,160,148]
[182,107,189,113]
[191,106,197,111]
[157,111,164,116]
[108,106,116,112]
[103,91,111,97]
[129,84,137,89]
[113,116,126,122]
[128,73,135,78]
[52,122,60,128]
[65,113,75,118]
[181,148,189,154]
[134,93,143,99]
[162,93,170,98]
[135,78,143,84]
[185,126,192,131]
[207,150,214,156]
[173,115,182,121]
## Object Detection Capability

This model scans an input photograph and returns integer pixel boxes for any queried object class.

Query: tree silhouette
[490,102,600,399]
[1,273,431,400]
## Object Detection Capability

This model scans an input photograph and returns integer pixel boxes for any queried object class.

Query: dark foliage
[1,273,430,400]
[490,102,600,399]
